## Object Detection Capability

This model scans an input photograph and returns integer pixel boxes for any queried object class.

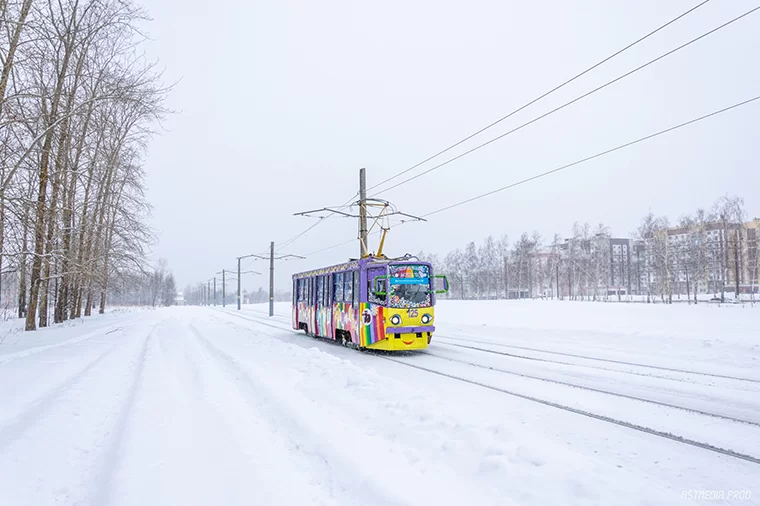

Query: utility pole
[235,255,265,310]
[359,167,368,258]
[237,248,302,315]
[216,270,231,307]
[237,257,242,310]
[269,242,275,317]
[294,168,423,260]
[213,277,217,306]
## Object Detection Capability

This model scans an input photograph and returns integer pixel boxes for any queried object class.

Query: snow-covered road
[1,302,758,505]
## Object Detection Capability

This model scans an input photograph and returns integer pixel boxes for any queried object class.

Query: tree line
[0,0,169,328]
[419,195,758,304]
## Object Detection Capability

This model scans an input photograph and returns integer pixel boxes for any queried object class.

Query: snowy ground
[0,301,758,506]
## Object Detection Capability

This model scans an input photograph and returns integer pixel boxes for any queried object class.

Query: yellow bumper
[367,331,431,351]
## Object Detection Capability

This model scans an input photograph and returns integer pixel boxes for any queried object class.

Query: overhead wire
[419,94,760,218]
[275,1,719,254]
[269,1,754,259]
[369,4,760,198]
[275,193,359,254]
[364,0,714,196]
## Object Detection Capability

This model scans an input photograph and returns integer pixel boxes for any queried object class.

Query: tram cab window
[388,264,432,308]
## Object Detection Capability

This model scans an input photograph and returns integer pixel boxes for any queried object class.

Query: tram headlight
[421,313,432,324]
[390,314,402,326]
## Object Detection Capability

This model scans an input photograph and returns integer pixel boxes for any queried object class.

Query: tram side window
[334,272,344,302]
[344,271,353,304]
[353,271,360,306]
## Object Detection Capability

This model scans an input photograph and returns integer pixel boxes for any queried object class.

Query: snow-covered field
[0,301,758,505]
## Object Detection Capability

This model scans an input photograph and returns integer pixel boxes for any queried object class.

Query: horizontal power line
[275,193,359,254]
[371,4,760,199]
[365,0,714,195]
[420,94,760,218]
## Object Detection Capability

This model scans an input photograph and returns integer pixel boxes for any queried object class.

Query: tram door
[316,274,332,338]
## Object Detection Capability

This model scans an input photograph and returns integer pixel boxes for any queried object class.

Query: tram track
[435,334,760,384]
[210,307,760,466]
[240,311,759,385]
[420,348,760,426]
[376,355,760,466]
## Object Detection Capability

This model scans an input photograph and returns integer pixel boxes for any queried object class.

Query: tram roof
[292,255,425,279]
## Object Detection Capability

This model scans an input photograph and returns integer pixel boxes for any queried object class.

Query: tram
[292,254,448,351]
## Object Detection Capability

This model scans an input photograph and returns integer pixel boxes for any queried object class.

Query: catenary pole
[359,168,368,258]
[269,242,275,317]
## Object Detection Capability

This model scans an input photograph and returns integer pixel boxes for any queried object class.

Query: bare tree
[0,0,170,331]
[712,195,746,300]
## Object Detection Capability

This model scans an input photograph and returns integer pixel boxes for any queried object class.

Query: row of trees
[420,195,757,303]
[107,258,176,308]
[0,0,169,329]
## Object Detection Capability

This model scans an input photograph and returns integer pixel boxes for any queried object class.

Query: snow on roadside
[0,307,145,361]
[0,314,159,506]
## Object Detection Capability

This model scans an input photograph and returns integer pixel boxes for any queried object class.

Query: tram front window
[388,264,432,309]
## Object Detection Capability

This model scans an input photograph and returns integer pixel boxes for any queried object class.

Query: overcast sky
[139,0,760,292]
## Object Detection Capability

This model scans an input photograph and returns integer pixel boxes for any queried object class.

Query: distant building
[609,238,632,296]
[173,291,185,306]
[554,236,632,298]
[638,218,760,297]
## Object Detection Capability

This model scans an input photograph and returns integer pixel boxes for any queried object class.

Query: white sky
[139,0,760,291]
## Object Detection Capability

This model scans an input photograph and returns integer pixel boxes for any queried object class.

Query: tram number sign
[407,309,418,318]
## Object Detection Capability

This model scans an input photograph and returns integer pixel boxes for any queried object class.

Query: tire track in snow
[90,321,158,506]
[0,319,159,506]
[187,320,496,506]
[103,317,334,506]
[187,323,404,506]
[0,324,142,453]
[180,324,350,505]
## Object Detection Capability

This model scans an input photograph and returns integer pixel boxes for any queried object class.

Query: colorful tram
[292,255,448,351]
